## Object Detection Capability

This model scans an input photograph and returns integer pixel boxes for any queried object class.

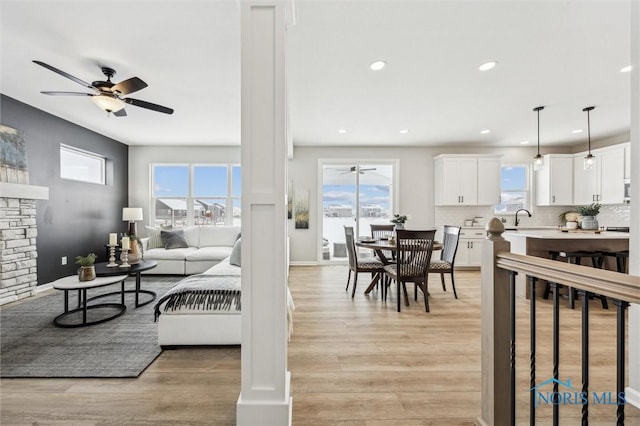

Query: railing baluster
[579,289,590,425]
[613,299,630,426]
[551,282,560,426]
[529,276,537,426]
[510,271,517,426]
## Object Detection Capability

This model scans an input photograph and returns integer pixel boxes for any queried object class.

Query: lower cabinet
[456,228,485,267]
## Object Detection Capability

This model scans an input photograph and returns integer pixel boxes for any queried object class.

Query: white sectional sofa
[140,226,241,275]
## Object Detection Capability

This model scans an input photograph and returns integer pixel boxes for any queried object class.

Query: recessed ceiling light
[369,60,386,71]
[480,129,491,134]
[620,65,632,73]
[571,129,583,134]
[478,61,498,71]
[399,129,409,134]
[520,140,529,145]
[338,129,347,134]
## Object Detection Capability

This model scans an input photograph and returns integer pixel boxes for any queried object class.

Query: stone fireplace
[0,182,49,306]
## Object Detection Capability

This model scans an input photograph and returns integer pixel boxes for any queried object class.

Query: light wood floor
[1,266,639,425]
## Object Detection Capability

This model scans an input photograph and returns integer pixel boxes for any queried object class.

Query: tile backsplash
[435,204,630,229]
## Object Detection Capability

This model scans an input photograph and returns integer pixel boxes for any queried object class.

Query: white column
[626,0,640,410]
[236,1,292,425]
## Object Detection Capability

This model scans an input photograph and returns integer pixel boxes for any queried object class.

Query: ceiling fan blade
[112,77,148,96]
[124,98,174,114]
[113,108,127,117]
[41,91,93,96]
[33,60,95,90]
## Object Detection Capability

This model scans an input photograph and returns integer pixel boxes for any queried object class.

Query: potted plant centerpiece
[76,253,97,281]
[390,214,408,230]
[575,203,601,230]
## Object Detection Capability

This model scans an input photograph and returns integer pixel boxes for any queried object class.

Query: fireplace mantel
[0,182,49,200]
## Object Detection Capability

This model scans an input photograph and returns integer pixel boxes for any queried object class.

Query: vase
[128,239,142,264]
[78,265,96,281]
[580,216,598,230]
[394,224,404,230]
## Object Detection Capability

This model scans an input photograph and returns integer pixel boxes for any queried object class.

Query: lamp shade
[122,207,143,222]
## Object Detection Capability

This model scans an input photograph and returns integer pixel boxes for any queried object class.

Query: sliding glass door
[320,162,396,262]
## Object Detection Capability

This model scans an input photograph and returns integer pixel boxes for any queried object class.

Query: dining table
[355,238,443,294]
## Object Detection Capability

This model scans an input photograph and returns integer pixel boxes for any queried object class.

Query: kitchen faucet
[514,209,532,226]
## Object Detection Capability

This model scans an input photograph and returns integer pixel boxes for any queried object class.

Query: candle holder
[107,244,118,267]
[119,249,131,268]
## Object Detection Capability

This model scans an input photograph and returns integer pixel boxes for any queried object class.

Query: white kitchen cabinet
[573,145,625,205]
[456,228,485,267]
[535,154,574,206]
[434,155,501,206]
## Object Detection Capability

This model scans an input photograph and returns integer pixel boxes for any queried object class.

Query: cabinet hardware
[552,195,556,203]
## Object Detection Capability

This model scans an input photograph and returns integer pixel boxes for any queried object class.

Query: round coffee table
[94,260,158,308]
[51,274,130,328]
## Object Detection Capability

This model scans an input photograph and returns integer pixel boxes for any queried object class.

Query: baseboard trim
[35,283,53,293]
[289,261,318,266]
[626,386,640,409]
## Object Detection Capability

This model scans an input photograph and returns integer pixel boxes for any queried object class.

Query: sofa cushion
[185,246,233,262]
[182,226,201,247]
[145,226,164,249]
[198,226,241,248]
[230,238,241,267]
[161,229,189,249]
[144,247,198,260]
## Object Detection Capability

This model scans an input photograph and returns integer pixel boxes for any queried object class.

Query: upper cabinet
[573,145,625,205]
[535,154,574,206]
[434,155,501,206]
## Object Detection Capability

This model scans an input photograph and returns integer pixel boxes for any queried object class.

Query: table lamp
[122,207,143,237]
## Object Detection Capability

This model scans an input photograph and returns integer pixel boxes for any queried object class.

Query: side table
[51,274,130,328]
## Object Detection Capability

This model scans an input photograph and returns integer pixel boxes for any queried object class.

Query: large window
[152,164,240,228]
[60,144,106,185]
[495,164,530,214]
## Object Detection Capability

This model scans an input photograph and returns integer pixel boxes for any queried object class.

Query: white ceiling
[0,1,632,148]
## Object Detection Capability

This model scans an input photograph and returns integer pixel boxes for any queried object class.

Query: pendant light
[533,106,544,171]
[583,106,596,170]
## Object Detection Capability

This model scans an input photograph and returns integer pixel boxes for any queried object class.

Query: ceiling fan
[33,60,174,116]
[336,166,377,174]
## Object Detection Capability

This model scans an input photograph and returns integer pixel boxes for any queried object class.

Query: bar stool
[600,250,629,273]
[545,250,608,309]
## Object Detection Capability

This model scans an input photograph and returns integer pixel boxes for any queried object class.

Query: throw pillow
[230,238,241,267]
[161,229,189,250]
[145,226,164,249]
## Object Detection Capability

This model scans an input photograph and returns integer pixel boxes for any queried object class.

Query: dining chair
[383,229,436,312]
[344,226,385,298]
[425,225,461,299]
[370,224,396,262]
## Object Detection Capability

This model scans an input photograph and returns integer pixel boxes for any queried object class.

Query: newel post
[476,218,512,426]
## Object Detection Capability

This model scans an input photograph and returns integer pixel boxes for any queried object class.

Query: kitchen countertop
[503,229,629,239]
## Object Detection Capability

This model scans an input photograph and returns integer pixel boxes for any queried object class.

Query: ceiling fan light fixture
[582,106,596,170]
[533,106,545,172]
[92,94,125,113]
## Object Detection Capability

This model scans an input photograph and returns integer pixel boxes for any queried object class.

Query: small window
[60,144,106,185]
[495,165,529,214]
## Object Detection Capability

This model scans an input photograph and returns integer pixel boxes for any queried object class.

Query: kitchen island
[503,229,629,297]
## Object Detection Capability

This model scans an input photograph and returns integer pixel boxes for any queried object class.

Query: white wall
[128,145,240,234]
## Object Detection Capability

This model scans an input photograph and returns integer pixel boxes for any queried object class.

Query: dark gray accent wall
[1,95,128,285]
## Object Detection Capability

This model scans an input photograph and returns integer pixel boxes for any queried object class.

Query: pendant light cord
[533,106,544,156]
[583,106,595,154]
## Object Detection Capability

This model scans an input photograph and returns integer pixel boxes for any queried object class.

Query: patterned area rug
[0,276,178,378]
